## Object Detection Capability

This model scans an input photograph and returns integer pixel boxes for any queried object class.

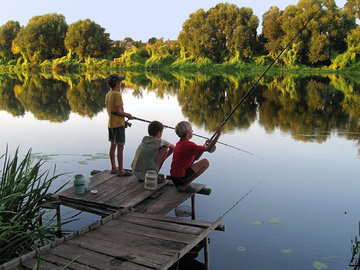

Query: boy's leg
[117,144,125,174]
[109,142,117,172]
[178,159,209,190]
[156,147,172,171]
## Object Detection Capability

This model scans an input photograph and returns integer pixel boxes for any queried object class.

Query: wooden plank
[69,234,169,269]
[48,200,115,216]
[48,243,150,270]
[77,224,186,253]
[128,212,226,231]
[159,217,223,270]
[87,176,139,204]
[142,183,206,215]
[114,180,170,208]
[103,219,195,244]
[60,175,136,203]
[119,214,204,235]
[22,258,61,270]
[39,253,98,270]
[58,170,113,197]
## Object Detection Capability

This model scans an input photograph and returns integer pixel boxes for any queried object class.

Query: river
[1,71,359,269]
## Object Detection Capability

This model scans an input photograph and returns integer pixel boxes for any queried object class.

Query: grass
[0,147,66,265]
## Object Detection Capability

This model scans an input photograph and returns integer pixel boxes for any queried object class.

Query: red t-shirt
[170,139,206,178]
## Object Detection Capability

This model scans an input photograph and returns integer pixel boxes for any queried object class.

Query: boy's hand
[127,113,134,120]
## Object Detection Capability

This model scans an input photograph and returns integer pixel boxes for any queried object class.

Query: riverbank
[1,55,359,76]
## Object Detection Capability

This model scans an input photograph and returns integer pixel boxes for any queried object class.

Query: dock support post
[191,195,196,220]
[204,236,210,270]
[56,204,62,237]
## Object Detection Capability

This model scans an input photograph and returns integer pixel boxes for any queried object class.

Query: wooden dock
[1,170,224,270]
[49,170,210,217]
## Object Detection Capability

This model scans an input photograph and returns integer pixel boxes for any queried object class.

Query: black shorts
[170,167,195,187]
[108,126,125,145]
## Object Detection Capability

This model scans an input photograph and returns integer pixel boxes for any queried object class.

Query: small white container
[144,170,158,190]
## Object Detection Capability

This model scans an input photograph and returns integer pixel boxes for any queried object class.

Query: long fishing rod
[208,0,330,141]
[131,116,254,156]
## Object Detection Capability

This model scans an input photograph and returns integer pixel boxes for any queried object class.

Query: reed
[0,147,66,264]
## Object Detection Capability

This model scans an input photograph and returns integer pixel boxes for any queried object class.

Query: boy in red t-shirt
[170,121,222,193]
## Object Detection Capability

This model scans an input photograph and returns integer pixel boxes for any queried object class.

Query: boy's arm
[113,105,133,119]
[204,125,222,152]
[165,143,175,159]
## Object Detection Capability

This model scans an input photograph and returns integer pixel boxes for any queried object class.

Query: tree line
[0,0,359,69]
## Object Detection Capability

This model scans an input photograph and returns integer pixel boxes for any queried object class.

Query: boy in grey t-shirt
[131,121,175,181]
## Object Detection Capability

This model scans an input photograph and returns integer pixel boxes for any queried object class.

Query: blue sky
[0,0,347,42]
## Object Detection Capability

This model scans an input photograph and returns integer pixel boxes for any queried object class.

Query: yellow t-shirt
[105,90,125,128]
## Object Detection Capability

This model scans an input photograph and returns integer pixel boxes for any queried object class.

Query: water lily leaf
[269,217,281,224]
[313,261,328,270]
[281,249,292,254]
[236,246,246,252]
[78,160,88,165]
[251,221,264,226]
[323,256,342,260]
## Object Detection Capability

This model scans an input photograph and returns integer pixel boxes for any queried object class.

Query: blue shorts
[170,167,195,187]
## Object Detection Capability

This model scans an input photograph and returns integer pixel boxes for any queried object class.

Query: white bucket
[144,170,158,190]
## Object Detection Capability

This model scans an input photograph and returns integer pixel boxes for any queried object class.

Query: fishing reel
[125,120,132,128]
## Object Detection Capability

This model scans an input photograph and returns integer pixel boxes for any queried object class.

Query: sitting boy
[170,121,222,193]
[131,121,175,181]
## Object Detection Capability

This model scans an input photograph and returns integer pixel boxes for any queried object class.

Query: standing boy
[131,121,175,181]
[170,121,222,193]
[105,74,133,177]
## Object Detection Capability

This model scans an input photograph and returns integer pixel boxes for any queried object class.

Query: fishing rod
[130,115,254,156]
[208,0,330,141]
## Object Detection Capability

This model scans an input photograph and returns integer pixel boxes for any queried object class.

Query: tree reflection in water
[0,71,359,143]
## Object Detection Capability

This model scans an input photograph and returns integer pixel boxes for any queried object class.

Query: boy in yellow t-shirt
[105,74,133,176]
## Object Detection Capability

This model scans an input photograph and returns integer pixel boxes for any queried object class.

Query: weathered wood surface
[51,170,206,216]
[17,212,222,270]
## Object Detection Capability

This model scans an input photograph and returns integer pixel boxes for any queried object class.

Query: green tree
[346,26,360,55]
[345,0,360,19]
[178,3,259,62]
[12,13,68,62]
[280,0,356,65]
[0,21,20,60]
[65,19,110,60]
[262,6,284,57]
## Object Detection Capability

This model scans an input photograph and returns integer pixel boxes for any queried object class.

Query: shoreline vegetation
[0,54,359,76]
[0,1,360,75]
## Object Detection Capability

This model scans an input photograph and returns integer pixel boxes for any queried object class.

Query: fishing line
[208,0,331,141]
[221,179,263,218]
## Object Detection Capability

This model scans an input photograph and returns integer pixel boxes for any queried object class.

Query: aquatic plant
[313,261,328,270]
[350,235,360,269]
[0,147,65,264]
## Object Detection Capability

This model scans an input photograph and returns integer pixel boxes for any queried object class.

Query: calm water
[1,72,360,269]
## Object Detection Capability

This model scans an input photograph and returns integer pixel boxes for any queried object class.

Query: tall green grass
[0,147,65,264]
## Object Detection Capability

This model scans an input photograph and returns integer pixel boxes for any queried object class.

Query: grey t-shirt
[131,136,170,180]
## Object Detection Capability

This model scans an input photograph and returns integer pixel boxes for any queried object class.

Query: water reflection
[1,72,360,145]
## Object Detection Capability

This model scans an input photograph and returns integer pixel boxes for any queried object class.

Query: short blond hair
[175,121,192,138]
